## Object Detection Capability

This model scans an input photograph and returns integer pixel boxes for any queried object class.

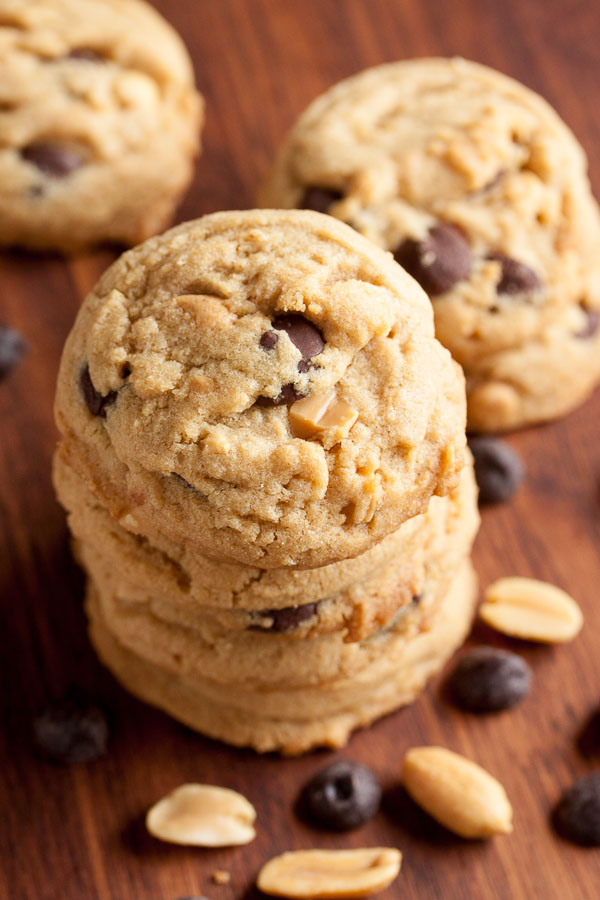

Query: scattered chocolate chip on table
[299,760,382,830]
[447,646,532,713]
[0,325,27,380]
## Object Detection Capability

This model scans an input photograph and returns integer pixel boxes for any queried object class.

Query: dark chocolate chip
[273,314,324,363]
[260,330,279,350]
[256,383,306,407]
[576,306,600,340]
[251,603,318,633]
[0,325,27,379]
[21,141,85,178]
[300,186,343,214]
[79,364,117,418]
[300,760,381,830]
[33,698,109,764]
[447,646,531,713]
[553,774,600,845]
[393,223,472,295]
[67,47,105,62]
[468,436,524,505]
[488,253,542,295]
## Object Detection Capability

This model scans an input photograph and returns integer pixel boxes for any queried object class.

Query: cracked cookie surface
[0,0,202,252]
[260,58,600,431]
[55,209,466,568]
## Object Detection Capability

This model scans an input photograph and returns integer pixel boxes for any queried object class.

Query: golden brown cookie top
[56,210,466,567]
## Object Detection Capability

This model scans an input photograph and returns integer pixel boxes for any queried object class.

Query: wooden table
[2,1,600,897]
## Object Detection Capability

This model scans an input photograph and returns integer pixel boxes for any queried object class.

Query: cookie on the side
[260,58,600,432]
[0,0,203,252]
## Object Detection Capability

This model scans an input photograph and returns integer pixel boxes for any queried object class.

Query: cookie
[83,468,478,688]
[0,0,203,252]
[259,57,600,431]
[54,451,478,642]
[86,558,478,753]
[55,209,466,568]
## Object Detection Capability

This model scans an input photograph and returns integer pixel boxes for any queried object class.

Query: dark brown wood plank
[2,1,600,898]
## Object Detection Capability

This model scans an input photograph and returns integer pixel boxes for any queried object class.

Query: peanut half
[480,576,583,643]
[403,746,513,839]
[146,783,256,846]
[256,847,401,899]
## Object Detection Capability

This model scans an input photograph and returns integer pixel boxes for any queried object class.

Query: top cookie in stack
[55,209,466,569]
[260,58,600,431]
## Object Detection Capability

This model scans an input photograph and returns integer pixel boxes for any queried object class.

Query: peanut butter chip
[256,848,402,899]
[290,389,358,441]
[145,783,256,846]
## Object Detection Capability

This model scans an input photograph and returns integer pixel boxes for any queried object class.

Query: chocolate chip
[394,223,472,295]
[67,47,105,62]
[251,603,318,633]
[33,698,109,764]
[273,314,324,363]
[300,186,343,214]
[0,324,27,380]
[488,253,542,295]
[79,364,117,418]
[21,141,85,178]
[576,306,600,340]
[260,330,278,350]
[300,760,381,830]
[554,774,600,845]
[468,436,524,505]
[447,646,531,713]
[256,383,306,407]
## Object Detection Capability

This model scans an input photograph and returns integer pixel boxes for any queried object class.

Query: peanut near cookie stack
[53,209,479,753]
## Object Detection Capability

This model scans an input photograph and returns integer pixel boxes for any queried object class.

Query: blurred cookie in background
[0,0,203,253]
[260,57,600,432]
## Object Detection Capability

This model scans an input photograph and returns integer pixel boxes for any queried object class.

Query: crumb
[212,870,230,885]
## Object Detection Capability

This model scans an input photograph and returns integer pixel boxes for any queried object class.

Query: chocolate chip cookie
[55,209,466,568]
[260,58,600,431]
[0,0,203,252]
[86,557,478,754]
[54,451,478,642]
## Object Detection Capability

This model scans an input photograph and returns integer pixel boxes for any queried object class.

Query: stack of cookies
[54,209,479,753]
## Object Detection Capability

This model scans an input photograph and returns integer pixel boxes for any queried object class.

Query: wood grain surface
[2,1,600,897]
